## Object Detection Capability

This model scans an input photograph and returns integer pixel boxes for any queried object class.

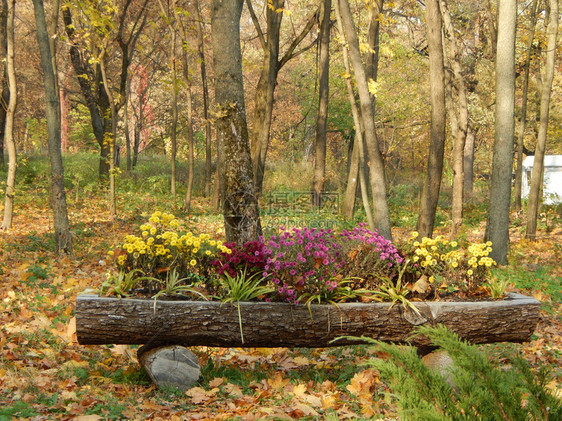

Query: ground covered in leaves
[1,193,561,420]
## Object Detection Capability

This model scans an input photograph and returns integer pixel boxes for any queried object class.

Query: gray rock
[422,350,457,389]
[138,345,200,391]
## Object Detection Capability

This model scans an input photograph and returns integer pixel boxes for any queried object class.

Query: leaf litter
[0,195,560,419]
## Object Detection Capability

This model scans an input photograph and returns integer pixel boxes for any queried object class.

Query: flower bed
[100,212,503,306]
[74,212,542,349]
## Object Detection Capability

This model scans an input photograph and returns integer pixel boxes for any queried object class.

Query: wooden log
[75,293,540,348]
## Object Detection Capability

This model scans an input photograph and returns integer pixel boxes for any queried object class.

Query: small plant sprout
[373,260,421,316]
[219,269,274,343]
[486,275,510,299]
[99,269,146,297]
[151,269,209,311]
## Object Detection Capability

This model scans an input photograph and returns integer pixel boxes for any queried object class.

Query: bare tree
[0,0,8,169]
[247,0,318,194]
[485,0,517,264]
[32,0,72,254]
[526,0,558,239]
[336,0,391,240]
[514,0,538,211]
[1,0,16,230]
[440,0,469,237]
[416,0,446,238]
[312,0,331,208]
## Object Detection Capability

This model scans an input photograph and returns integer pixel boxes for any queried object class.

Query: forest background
[0,0,561,419]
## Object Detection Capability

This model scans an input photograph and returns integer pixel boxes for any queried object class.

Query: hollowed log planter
[76,292,540,348]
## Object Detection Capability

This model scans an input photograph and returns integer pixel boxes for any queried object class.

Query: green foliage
[63,152,100,196]
[0,401,39,419]
[486,275,510,299]
[68,104,96,149]
[364,325,562,421]
[99,268,146,297]
[25,117,48,153]
[219,269,274,344]
[17,155,50,187]
[300,276,368,309]
[492,265,561,312]
[388,183,420,227]
[372,262,420,316]
[151,269,209,310]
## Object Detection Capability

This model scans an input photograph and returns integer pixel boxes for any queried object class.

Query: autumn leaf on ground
[267,372,290,391]
[186,386,213,404]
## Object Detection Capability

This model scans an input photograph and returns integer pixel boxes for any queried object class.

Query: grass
[492,265,562,312]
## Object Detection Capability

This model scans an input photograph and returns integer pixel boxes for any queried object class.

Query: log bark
[76,293,540,348]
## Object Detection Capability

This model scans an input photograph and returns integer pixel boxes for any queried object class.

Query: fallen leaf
[412,275,430,293]
[268,373,290,391]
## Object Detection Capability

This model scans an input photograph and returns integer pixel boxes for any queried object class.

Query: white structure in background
[521,155,562,205]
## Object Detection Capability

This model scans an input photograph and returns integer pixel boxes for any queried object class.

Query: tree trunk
[312,0,331,208]
[248,0,282,195]
[194,0,212,198]
[440,0,469,237]
[365,0,383,83]
[133,122,140,169]
[514,0,538,212]
[485,0,516,264]
[59,74,69,152]
[124,78,132,171]
[343,134,359,220]
[248,1,318,195]
[417,0,446,239]
[211,0,262,244]
[0,0,8,169]
[463,125,476,200]
[76,293,540,348]
[211,131,222,211]
[116,0,148,172]
[180,20,195,213]
[62,8,111,180]
[1,0,16,230]
[32,0,72,254]
[336,9,375,229]
[170,26,178,197]
[99,55,117,218]
[526,0,558,240]
[336,0,391,240]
